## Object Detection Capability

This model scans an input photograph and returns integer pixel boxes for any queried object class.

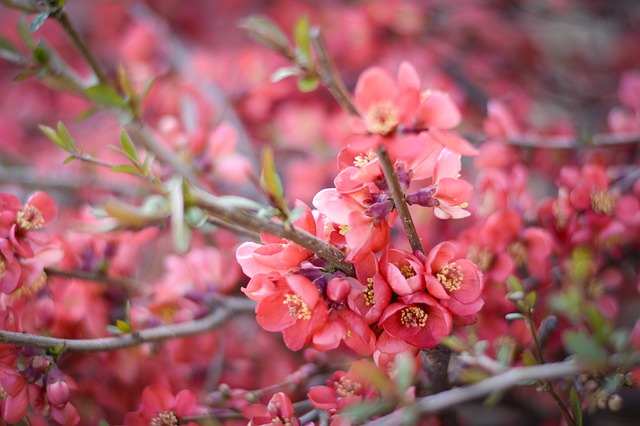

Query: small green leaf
[569,386,583,426]
[115,319,132,334]
[524,291,537,309]
[141,77,156,101]
[563,330,608,365]
[505,312,524,321]
[239,16,292,57]
[30,12,49,33]
[521,348,538,366]
[111,165,140,175]
[271,66,301,83]
[33,45,50,67]
[56,121,77,150]
[13,70,35,81]
[63,156,75,164]
[18,16,36,50]
[0,35,21,62]
[117,65,134,100]
[297,74,319,92]
[294,16,311,63]
[506,275,523,293]
[393,353,414,394]
[441,336,469,352]
[98,420,111,426]
[185,206,207,228]
[120,131,139,163]
[106,325,123,335]
[86,84,127,109]
[260,147,285,203]
[38,124,64,149]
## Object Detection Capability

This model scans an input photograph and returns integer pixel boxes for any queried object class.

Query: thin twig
[45,267,143,294]
[0,296,256,352]
[376,146,423,254]
[192,188,355,276]
[309,27,360,117]
[53,10,110,85]
[366,360,589,425]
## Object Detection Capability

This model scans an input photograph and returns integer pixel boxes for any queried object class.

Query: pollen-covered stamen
[353,150,376,168]
[17,204,45,231]
[10,272,46,300]
[591,189,616,215]
[366,101,399,135]
[363,277,375,306]
[338,225,350,236]
[0,257,5,278]
[400,306,428,328]
[396,263,416,279]
[150,411,179,426]
[507,242,527,267]
[467,246,494,271]
[436,262,463,292]
[283,294,312,320]
[334,376,363,398]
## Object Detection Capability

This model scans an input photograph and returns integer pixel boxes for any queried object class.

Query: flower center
[591,189,616,215]
[507,242,527,267]
[353,150,376,168]
[366,101,399,135]
[150,411,179,426]
[10,271,46,299]
[362,278,375,306]
[283,294,312,320]
[400,306,428,328]
[0,257,5,279]
[334,376,363,398]
[467,246,494,271]
[17,204,45,231]
[436,262,463,292]
[395,263,416,279]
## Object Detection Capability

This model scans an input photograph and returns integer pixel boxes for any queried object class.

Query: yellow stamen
[507,242,527,267]
[400,306,428,328]
[591,189,616,215]
[150,411,179,426]
[436,262,463,292]
[16,204,45,231]
[363,277,375,306]
[353,150,376,168]
[335,376,363,397]
[366,101,399,135]
[395,263,416,279]
[283,294,312,320]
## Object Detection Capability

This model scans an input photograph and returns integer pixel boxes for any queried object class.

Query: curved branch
[0,297,256,353]
[366,360,588,425]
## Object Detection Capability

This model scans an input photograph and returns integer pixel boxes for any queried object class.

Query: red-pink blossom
[124,384,205,426]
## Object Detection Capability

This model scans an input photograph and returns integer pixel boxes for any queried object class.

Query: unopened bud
[365,194,393,219]
[406,187,438,207]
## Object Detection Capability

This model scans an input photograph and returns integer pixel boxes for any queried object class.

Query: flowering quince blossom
[124,384,205,426]
[249,392,300,426]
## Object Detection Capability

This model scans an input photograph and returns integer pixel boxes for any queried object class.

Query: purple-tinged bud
[365,194,393,219]
[394,163,413,191]
[47,368,70,407]
[406,186,439,207]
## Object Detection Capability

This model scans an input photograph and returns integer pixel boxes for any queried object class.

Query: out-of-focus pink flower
[124,384,205,426]
[249,392,300,426]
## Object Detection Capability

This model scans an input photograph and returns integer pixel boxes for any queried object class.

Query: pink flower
[380,248,424,297]
[347,252,392,324]
[249,392,300,426]
[244,274,328,351]
[236,201,316,277]
[423,242,484,321]
[8,192,58,259]
[379,292,452,349]
[125,384,205,426]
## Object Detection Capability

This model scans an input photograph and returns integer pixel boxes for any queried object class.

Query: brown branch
[0,296,256,352]
[45,267,143,294]
[309,27,360,117]
[192,188,355,276]
[366,360,589,425]
[376,146,423,253]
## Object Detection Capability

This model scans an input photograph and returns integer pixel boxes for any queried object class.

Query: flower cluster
[0,192,60,298]
[237,63,483,362]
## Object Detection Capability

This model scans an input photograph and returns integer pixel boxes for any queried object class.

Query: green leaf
[524,291,537,309]
[271,66,301,83]
[86,84,127,109]
[13,70,35,81]
[18,16,36,50]
[33,45,49,67]
[0,35,21,62]
[393,353,414,394]
[117,65,134,100]
[506,275,523,293]
[239,16,291,56]
[569,386,583,426]
[110,165,140,175]
[217,195,263,211]
[30,12,49,33]
[106,325,123,335]
[521,348,538,366]
[62,156,75,164]
[260,147,285,203]
[440,336,469,352]
[141,77,156,101]
[56,121,77,150]
[115,319,132,334]
[563,330,608,365]
[297,74,319,92]
[505,312,524,321]
[294,16,311,63]
[98,420,111,426]
[120,131,139,163]
[38,124,64,149]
